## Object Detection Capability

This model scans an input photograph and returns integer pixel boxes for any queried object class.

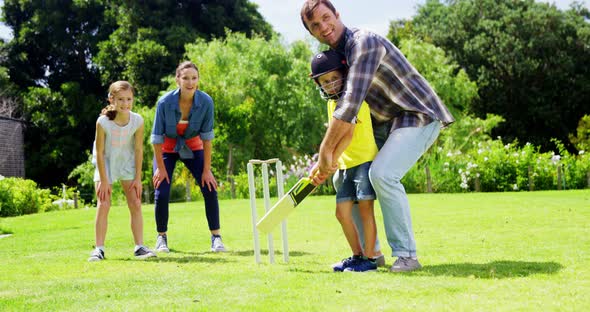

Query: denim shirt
[151,89,214,158]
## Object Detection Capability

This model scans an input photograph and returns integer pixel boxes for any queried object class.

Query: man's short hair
[300,0,337,32]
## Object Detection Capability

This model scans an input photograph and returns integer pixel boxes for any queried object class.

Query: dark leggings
[154,151,220,233]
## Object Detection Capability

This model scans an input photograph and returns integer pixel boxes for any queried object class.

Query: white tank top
[92,112,144,183]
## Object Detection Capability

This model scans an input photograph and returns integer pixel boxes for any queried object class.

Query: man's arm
[311,118,354,185]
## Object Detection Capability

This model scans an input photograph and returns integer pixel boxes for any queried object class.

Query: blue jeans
[153,151,220,233]
[333,162,376,203]
[369,121,441,257]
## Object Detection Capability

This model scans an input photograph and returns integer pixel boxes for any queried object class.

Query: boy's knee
[335,209,350,223]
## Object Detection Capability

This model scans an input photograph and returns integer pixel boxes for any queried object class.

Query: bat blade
[256,177,316,233]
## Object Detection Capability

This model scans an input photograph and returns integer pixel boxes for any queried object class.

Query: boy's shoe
[134,246,157,259]
[211,235,226,252]
[390,257,422,272]
[332,255,363,272]
[155,234,169,253]
[374,254,386,267]
[88,248,105,262]
[344,258,378,272]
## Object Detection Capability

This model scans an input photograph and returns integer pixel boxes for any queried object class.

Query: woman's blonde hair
[101,81,135,120]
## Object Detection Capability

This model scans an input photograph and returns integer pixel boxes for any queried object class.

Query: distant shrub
[0,177,59,217]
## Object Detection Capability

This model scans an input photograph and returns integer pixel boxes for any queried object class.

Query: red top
[162,121,203,152]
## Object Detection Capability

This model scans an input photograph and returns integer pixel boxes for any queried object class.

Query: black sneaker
[88,248,105,262]
[134,246,157,259]
[344,258,378,272]
[332,255,363,272]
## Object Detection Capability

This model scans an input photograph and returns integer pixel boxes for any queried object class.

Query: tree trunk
[557,165,562,190]
[425,165,432,193]
[226,143,236,199]
[528,165,534,191]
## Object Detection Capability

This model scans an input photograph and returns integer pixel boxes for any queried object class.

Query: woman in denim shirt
[151,61,226,253]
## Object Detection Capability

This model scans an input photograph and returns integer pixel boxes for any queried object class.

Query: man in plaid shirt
[302,0,455,272]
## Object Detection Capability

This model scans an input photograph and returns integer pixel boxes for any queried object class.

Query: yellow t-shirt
[327,100,378,169]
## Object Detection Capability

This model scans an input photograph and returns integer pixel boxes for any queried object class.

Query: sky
[250,0,588,44]
[0,0,587,41]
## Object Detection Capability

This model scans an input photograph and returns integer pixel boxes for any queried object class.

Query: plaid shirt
[333,28,455,130]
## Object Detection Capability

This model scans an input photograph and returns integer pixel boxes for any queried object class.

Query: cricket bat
[256,177,317,233]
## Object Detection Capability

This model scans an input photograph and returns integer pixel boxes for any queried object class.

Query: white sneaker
[211,235,226,252]
[88,248,105,262]
[134,246,157,259]
[155,234,169,253]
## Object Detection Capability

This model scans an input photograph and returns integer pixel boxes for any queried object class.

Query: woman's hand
[201,169,218,192]
[152,167,170,190]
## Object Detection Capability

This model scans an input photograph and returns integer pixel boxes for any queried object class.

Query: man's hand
[308,161,338,186]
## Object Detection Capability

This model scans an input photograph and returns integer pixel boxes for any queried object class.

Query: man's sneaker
[88,248,105,262]
[390,257,422,272]
[332,255,363,272]
[134,246,157,259]
[344,258,378,272]
[374,254,386,267]
[211,235,226,252]
[155,234,169,253]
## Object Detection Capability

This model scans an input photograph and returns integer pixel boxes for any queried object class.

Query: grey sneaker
[211,235,226,252]
[134,246,157,259]
[88,248,105,262]
[374,254,386,267]
[155,234,169,253]
[390,257,422,272]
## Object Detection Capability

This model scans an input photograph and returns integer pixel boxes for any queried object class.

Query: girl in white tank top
[88,81,156,262]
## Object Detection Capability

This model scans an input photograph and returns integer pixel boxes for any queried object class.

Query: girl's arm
[95,122,112,202]
[201,140,217,191]
[130,123,144,200]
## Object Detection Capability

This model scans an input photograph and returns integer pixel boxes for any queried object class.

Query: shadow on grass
[118,249,233,264]
[419,261,563,279]
[229,249,311,257]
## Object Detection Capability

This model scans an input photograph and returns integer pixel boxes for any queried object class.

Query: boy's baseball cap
[310,50,347,79]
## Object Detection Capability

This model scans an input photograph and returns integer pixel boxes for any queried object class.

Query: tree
[181,32,325,184]
[396,38,478,117]
[0,0,274,186]
[94,0,274,106]
[410,0,590,151]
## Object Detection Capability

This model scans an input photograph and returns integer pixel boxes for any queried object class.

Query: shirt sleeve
[199,97,215,141]
[333,33,386,123]
[150,100,166,144]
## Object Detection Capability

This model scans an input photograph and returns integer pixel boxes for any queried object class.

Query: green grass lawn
[1,190,589,311]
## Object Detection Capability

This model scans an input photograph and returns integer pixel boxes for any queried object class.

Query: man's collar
[334,27,351,53]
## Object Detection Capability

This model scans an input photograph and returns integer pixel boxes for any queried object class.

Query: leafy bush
[68,152,95,204]
[404,114,590,193]
[0,177,59,217]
